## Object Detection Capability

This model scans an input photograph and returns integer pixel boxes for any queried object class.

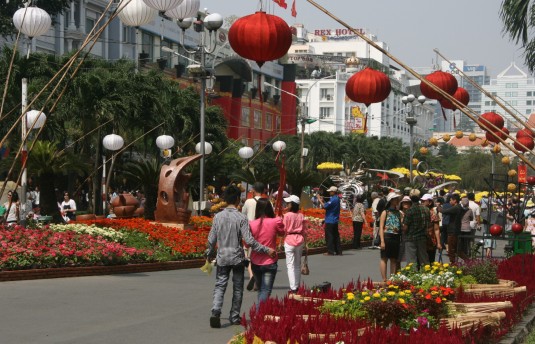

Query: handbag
[301,241,310,275]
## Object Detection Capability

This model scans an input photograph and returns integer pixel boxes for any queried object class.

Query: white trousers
[284,242,304,291]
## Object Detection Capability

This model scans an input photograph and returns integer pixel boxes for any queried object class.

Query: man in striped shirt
[206,185,275,328]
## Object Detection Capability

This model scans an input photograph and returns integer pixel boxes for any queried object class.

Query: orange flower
[425,294,431,300]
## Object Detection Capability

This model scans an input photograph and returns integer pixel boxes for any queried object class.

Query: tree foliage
[500,0,535,72]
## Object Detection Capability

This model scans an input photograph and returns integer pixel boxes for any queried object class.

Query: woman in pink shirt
[282,195,308,293]
[249,198,285,306]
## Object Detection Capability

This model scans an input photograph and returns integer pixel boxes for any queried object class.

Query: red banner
[291,0,297,17]
[273,0,288,9]
[518,164,527,183]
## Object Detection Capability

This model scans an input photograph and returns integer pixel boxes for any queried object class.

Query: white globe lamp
[195,142,213,155]
[103,134,124,151]
[25,110,46,129]
[156,135,175,150]
[238,146,254,160]
[117,0,157,27]
[164,0,200,20]
[13,6,51,38]
[272,140,286,152]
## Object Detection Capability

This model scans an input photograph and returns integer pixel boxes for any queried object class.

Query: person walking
[351,194,366,249]
[421,194,441,264]
[282,195,307,294]
[249,198,285,307]
[205,185,275,328]
[319,186,342,256]
[378,192,402,281]
[241,181,266,291]
[402,189,431,267]
[438,193,463,263]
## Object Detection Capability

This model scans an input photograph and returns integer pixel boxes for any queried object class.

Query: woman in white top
[60,192,77,222]
[4,190,21,225]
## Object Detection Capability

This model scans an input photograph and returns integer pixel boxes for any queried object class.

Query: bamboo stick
[448,301,513,313]
[305,0,535,168]
[288,293,339,303]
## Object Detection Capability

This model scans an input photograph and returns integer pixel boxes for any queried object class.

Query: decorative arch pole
[305,0,535,170]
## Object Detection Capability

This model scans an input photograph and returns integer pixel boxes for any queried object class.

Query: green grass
[525,327,535,344]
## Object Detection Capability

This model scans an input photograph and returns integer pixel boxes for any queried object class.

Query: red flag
[273,0,288,9]
[291,0,297,17]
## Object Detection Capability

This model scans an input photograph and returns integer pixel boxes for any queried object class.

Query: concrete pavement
[0,248,385,344]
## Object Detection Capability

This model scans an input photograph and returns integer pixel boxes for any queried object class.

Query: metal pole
[21,78,28,205]
[409,123,414,185]
[199,46,206,216]
[300,117,306,172]
[102,155,106,215]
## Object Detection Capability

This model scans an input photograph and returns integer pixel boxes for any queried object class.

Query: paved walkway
[0,248,387,344]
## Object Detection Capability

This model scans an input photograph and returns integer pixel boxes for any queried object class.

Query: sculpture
[154,154,201,224]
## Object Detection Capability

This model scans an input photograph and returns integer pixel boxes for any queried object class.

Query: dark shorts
[381,234,401,259]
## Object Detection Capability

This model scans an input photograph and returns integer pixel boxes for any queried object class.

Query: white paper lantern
[204,13,223,31]
[272,140,286,152]
[238,146,254,160]
[156,135,175,149]
[143,0,184,12]
[13,6,51,38]
[103,134,124,151]
[195,142,213,155]
[164,0,200,20]
[117,0,157,27]
[25,110,46,129]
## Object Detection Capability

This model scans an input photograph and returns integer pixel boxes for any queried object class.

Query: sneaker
[210,315,221,328]
[229,318,242,326]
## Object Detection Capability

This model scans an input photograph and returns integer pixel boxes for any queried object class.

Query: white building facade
[481,62,535,128]
[290,27,435,145]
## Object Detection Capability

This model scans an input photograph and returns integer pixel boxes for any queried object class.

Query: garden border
[499,302,535,344]
[0,243,362,282]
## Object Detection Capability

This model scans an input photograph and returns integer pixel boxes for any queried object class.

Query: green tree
[27,140,84,223]
[122,159,159,220]
[500,0,535,72]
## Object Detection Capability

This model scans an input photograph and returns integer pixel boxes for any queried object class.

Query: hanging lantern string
[305,0,535,169]
[434,49,530,132]
[73,122,165,196]
[0,1,28,119]
[0,0,126,201]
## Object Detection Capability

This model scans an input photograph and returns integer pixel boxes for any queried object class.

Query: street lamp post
[401,94,426,185]
[165,12,222,215]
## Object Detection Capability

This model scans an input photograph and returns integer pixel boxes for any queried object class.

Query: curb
[499,301,535,344]
[0,242,366,282]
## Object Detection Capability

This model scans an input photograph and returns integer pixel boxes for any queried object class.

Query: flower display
[316,162,343,171]
[49,223,124,242]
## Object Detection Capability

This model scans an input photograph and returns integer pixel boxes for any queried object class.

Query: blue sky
[200,0,527,77]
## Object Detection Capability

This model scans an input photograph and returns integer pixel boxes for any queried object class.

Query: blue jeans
[251,262,278,307]
[212,264,245,322]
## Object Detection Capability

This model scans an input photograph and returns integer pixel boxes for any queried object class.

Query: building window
[528,91,533,97]
[511,100,518,106]
[141,32,154,60]
[241,108,250,127]
[505,83,518,88]
[319,107,332,119]
[265,113,272,130]
[485,101,491,106]
[86,18,95,34]
[275,115,281,132]
[527,109,532,114]
[528,100,532,106]
[254,110,262,129]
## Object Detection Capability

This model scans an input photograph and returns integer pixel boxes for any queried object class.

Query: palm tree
[500,0,535,72]
[122,159,159,220]
[27,140,85,223]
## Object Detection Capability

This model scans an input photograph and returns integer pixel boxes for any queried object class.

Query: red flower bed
[241,256,535,343]
[0,225,152,270]
[77,218,208,258]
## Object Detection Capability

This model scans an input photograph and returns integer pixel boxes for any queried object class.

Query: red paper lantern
[514,136,535,152]
[485,127,509,143]
[527,176,535,185]
[345,67,391,107]
[511,222,524,234]
[419,71,458,101]
[228,11,292,67]
[490,224,503,237]
[440,87,470,110]
[516,128,534,139]
[479,112,504,131]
